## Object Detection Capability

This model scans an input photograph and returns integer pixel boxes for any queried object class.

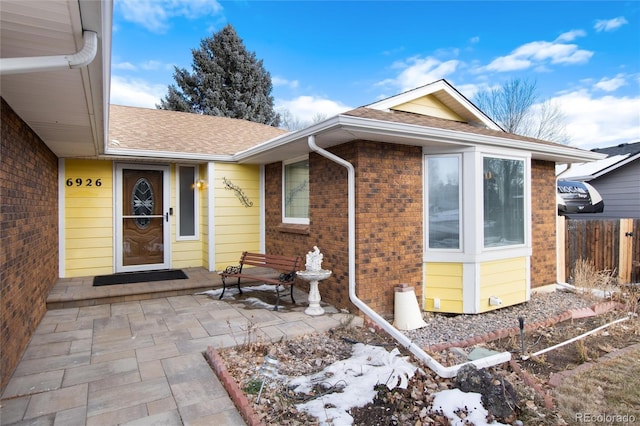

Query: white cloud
[485,39,593,72]
[594,74,627,92]
[378,56,460,92]
[552,89,640,149]
[276,95,351,123]
[112,60,174,73]
[272,76,299,90]
[594,17,628,32]
[116,0,223,33]
[112,61,137,71]
[484,56,531,72]
[110,75,167,108]
[555,30,586,42]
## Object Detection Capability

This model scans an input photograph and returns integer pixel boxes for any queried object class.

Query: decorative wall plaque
[223,177,253,207]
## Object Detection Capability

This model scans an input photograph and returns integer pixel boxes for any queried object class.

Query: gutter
[307,135,511,378]
[0,31,98,75]
[237,115,605,165]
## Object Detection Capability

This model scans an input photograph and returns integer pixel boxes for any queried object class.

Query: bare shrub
[571,258,618,300]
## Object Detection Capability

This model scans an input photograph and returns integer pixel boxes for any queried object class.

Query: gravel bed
[403,290,595,348]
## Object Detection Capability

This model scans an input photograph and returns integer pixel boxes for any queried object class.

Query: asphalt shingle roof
[590,141,640,157]
[343,107,584,151]
[108,105,288,156]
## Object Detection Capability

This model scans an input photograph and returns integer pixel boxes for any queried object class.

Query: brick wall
[530,159,558,287]
[353,142,423,317]
[265,141,423,317]
[265,143,558,316]
[1,98,59,391]
[264,154,353,310]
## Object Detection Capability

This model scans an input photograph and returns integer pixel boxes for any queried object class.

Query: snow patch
[431,388,507,426]
[288,343,417,425]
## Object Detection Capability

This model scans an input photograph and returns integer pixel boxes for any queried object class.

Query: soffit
[0,0,109,158]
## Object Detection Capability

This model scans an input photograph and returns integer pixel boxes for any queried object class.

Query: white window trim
[176,164,200,241]
[282,155,310,225]
[480,152,531,252]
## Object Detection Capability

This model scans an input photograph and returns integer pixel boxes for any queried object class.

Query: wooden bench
[219,252,303,311]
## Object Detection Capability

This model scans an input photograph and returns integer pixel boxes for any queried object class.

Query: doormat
[93,269,188,286]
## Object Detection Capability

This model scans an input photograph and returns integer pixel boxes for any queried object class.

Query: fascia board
[367,80,448,109]
[103,146,234,162]
[99,0,113,156]
[235,114,605,164]
[232,116,343,161]
[335,115,606,163]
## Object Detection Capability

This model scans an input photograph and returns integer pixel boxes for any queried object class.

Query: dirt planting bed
[209,292,640,425]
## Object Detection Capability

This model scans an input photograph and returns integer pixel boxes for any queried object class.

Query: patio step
[46,267,225,309]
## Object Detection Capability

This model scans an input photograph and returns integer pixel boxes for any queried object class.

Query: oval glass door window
[132,178,154,228]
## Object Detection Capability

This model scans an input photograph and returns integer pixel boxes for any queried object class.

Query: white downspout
[307,135,511,378]
[0,31,98,75]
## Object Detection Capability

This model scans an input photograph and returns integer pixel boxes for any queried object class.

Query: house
[558,141,640,219]
[1,0,605,391]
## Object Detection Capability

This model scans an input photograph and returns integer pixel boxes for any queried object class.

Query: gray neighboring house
[559,141,640,219]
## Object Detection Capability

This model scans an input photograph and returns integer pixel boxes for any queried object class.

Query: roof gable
[366,79,501,130]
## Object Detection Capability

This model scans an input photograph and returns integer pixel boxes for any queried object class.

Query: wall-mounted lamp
[195,179,207,190]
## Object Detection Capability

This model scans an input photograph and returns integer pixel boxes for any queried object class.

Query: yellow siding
[64,159,114,277]
[424,262,464,313]
[479,257,528,313]
[170,164,205,269]
[214,164,261,270]
[392,95,464,121]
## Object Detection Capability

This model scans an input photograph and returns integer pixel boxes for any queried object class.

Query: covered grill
[557,180,604,215]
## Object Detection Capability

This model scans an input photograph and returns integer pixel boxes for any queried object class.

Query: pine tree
[158,24,280,127]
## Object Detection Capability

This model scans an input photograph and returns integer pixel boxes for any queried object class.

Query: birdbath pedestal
[296,269,332,316]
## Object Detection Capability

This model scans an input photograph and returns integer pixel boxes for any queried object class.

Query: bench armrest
[222,265,242,275]
[279,271,296,283]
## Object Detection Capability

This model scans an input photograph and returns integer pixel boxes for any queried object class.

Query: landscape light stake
[518,317,525,357]
[256,355,279,404]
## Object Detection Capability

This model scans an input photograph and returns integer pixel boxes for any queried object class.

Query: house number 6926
[66,178,102,187]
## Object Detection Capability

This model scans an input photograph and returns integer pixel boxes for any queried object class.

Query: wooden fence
[558,217,639,284]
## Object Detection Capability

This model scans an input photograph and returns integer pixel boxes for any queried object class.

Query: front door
[115,164,171,272]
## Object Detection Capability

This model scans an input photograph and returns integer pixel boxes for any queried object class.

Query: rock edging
[205,346,264,426]
[425,300,621,353]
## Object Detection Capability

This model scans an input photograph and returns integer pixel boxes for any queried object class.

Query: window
[177,165,198,239]
[483,157,524,247]
[427,155,461,249]
[283,157,309,224]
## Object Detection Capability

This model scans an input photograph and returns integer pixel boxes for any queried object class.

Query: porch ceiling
[0,0,111,158]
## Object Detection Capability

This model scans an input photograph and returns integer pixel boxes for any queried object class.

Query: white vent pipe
[0,31,98,75]
[307,135,511,378]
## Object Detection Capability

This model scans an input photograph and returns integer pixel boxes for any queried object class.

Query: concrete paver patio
[1,272,353,425]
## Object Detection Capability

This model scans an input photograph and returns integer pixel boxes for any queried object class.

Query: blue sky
[111,0,640,150]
